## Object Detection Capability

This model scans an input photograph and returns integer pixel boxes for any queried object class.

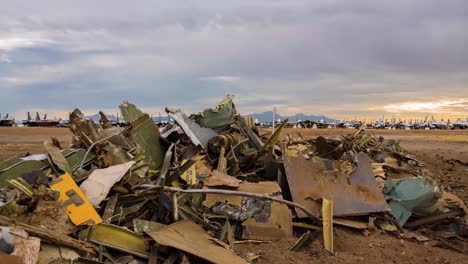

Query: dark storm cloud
[0,0,467,119]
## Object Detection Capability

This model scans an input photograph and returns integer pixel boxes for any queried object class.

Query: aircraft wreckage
[0,95,466,263]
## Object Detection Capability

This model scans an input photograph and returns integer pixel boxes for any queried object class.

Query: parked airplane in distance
[0,113,14,127]
[22,112,60,127]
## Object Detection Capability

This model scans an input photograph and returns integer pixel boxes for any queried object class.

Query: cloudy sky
[1,0,467,121]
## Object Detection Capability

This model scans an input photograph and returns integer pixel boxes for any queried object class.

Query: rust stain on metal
[282,146,390,218]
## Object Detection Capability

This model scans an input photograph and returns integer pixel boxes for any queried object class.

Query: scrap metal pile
[0,95,466,263]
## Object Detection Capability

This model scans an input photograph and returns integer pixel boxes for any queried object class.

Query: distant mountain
[86,111,335,124]
[246,111,335,123]
[86,113,119,122]
[86,113,171,122]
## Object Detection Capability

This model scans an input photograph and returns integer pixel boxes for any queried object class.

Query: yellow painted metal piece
[322,198,334,254]
[171,179,182,188]
[181,160,197,185]
[261,119,288,152]
[50,173,102,226]
[81,224,149,258]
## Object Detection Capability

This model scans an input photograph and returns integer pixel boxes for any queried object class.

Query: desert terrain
[0,127,467,263]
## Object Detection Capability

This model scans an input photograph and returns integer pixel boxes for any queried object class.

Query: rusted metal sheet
[241,202,292,241]
[282,146,390,218]
[146,220,248,264]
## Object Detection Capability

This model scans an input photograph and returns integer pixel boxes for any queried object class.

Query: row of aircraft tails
[0,112,126,127]
[0,112,65,127]
[0,111,130,128]
[363,115,468,130]
[255,115,468,130]
[1,112,468,130]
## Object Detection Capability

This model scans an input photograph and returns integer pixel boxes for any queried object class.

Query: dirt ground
[0,127,467,263]
[0,127,71,161]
